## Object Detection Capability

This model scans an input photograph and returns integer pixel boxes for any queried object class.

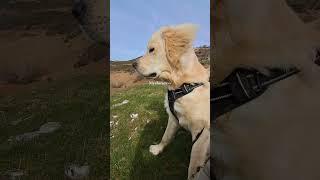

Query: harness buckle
[182,84,189,94]
[228,68,266,103]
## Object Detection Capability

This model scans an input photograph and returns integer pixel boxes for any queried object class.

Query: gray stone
[65,164,90,179]
[6,170,24,180]
[15,132,39,142]
[38,122,61,134]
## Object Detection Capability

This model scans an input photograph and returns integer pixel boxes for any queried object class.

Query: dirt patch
[110,71,146,94]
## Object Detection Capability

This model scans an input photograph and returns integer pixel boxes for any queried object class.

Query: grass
[111,84,192,180]
[0,73,109,179]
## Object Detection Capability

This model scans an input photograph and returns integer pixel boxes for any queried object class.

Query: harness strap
[168,83,204,123]
[192,128,204,145]
[315,48,320,65]
[211,67,300,119]
[168,99,180,124]
[168,83,205,144]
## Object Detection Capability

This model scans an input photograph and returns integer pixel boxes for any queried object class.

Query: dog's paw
[149,144,163,156]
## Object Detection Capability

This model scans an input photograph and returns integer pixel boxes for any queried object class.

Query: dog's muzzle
[131,56,158,78]
[131,56,142,69]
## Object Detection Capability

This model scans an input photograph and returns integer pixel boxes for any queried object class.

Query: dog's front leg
[149,116,179,156]
[188,129,210,180]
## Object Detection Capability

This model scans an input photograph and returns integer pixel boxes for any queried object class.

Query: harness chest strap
[167,83,205,144]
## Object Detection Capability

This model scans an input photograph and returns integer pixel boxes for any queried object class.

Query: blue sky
[110,0,210,61]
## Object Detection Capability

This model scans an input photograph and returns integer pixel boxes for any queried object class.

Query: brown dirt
[0,30,88,81]
[110,71,147,95]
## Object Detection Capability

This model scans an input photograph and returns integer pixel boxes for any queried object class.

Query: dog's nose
[132,62,138,69]
[72,0,86,20]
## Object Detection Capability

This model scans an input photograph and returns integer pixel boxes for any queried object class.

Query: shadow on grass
[129,98,193,180]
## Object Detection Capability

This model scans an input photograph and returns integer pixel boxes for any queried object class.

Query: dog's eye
[149,48,155,53]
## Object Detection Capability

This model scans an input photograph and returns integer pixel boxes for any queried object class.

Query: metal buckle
[235,71,251,99]
[182,84,189,94]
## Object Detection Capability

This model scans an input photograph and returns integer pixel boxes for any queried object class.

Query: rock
[111,100,129,108]
[10,122,61,142]
[65,164,90,179]
[130,113,138,119]
[38,122,61,134]
[5,169,24,180]
[14,132,39,142]
[195,46,210,66]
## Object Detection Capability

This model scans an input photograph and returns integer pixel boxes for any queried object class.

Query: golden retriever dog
[132,24,210,179]
[214,0,320,179]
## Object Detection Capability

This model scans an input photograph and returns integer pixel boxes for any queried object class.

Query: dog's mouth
[134,68,158,79]
[146,73,157,78]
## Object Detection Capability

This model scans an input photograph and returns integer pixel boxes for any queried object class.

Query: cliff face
[195,46,210,66]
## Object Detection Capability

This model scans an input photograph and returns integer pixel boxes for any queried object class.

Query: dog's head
[72,0,109,45]
[133,24,204,84]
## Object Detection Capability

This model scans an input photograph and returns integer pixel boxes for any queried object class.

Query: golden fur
[162,25,198,70]
[134,24,210,179]
[214,0,320,179]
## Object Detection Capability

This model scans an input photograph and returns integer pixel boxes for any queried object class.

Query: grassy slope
[111,84,192,180]
[0,73,109,179]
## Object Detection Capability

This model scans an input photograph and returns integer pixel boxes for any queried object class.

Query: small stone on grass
[130,113,138,119]
[111,100,129,108]
[65,163,90,179]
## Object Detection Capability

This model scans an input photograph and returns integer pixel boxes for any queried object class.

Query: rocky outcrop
[195,45,210,66]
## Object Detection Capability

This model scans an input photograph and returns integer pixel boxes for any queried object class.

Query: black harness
[211,67,300,119]
[167,83,205,144]
[211,67,300,180]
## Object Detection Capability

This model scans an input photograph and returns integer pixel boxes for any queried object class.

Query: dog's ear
[161,24,198,69]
